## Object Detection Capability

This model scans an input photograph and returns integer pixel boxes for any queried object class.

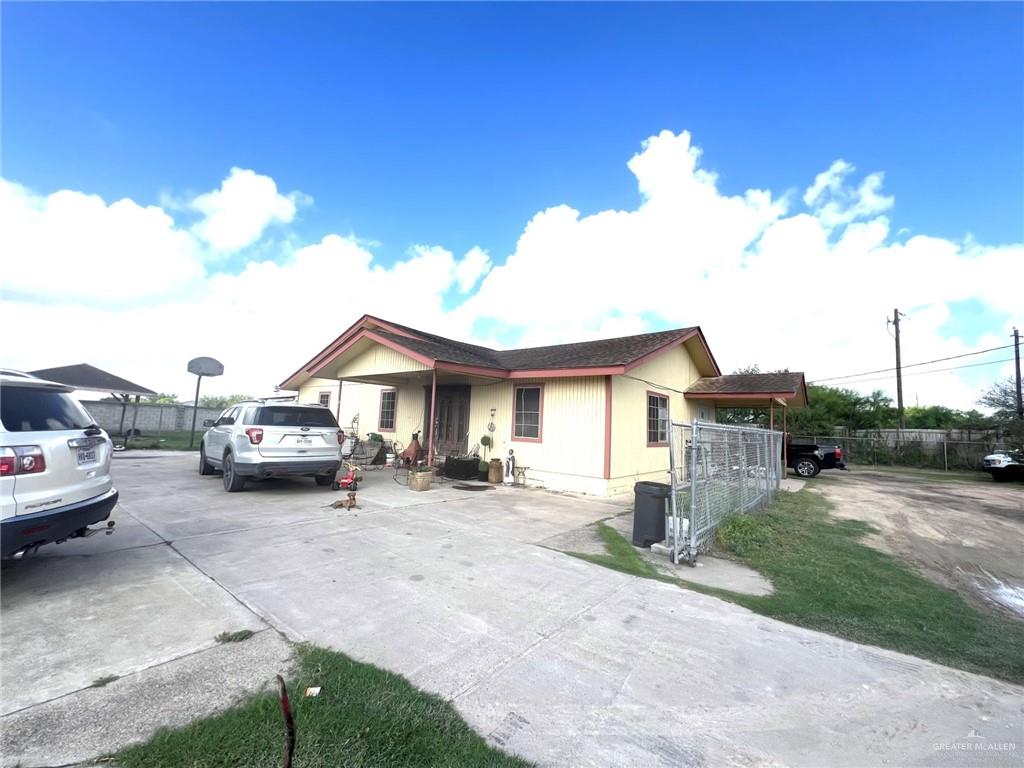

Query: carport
[29,363,157,447]
[684,372,809,469]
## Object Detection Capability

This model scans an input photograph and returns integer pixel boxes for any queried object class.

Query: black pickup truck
[787,440,847,478]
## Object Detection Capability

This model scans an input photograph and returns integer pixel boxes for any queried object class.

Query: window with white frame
[378,389,397,431]
[647,393,668,445]
[318,392,331,408]
[513,385,542,440]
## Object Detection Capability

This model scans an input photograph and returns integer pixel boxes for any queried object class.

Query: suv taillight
[245,428,264,445]
[0,446,46,475]
[835,447,842,460]
[337,432,346,445]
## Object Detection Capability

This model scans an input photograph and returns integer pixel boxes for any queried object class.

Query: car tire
[199,444,214,476]
[222,452,246,492]
[992,470,1010,482]
[350,481,358,492]
[794,458,820,478]
[315,475,334,487]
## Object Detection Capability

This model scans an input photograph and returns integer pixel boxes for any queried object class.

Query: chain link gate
[666,417,784,565]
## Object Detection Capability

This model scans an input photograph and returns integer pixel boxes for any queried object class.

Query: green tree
[198,394,253,409]
[143,393,180,404]
[979,377,1021,421]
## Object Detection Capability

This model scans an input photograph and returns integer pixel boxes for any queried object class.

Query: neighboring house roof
[685,372,808,405]
[280,314,720,389]
[28,363,157,397]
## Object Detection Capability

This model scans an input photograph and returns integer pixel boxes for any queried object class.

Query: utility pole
[1014,326,1023,418]
[888,308,906,431]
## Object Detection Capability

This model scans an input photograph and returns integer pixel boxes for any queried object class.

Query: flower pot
[477,468,489,482]
[409,470,433,492]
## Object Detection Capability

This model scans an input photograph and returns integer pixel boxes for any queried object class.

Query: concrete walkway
[2,455,1020,767]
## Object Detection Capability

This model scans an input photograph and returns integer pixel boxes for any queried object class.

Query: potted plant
[479,435,492,480]
[408,464,433,492]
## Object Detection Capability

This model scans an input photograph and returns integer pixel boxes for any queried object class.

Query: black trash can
[632,481,670,547]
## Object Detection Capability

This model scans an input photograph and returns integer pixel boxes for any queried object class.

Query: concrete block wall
[80,400,222,435]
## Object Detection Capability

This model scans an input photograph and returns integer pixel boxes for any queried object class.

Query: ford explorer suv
[199,400,342,491]
[1,370,118,558]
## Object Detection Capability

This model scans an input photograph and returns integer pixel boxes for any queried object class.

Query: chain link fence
[793,433,1006,472]
[666,420,784,565]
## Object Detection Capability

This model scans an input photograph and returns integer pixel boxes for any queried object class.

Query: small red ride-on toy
[331,460,360,491]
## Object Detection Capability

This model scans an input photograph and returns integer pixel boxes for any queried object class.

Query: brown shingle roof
[377,325,698,371]
[282,313,717,388]
[493,328,698,370]
[29,363,156,396]
[686,372,805,395]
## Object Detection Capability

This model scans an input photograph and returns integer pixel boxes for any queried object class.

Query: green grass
[123,432,198,451]
[837,464,989,486]
[575,491,1024,684]
[215,629,256,643]
[114,645,531,768]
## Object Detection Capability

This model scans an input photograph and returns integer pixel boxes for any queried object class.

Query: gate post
[666,405,679,565]
[688,420,699,566]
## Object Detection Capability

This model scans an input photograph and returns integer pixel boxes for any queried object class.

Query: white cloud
[803,159,894,229]
[190,167,305,253]
[2,131,1019,411]
[0,179,204,301]
[455,246,491,292]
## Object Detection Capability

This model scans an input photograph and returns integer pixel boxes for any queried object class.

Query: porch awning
[684,372,808,408]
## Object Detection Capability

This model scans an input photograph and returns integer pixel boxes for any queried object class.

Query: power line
[818,357,1015,388]
[809,343,1015,384]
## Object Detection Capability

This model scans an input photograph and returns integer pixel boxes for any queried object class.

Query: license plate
[77,447,97,464]
[295,436,312,445]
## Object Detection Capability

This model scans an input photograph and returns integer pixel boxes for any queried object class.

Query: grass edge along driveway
[570,489,1024,685]
[115,644,531,768]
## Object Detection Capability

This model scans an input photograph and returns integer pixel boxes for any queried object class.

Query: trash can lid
[634,481,671,496]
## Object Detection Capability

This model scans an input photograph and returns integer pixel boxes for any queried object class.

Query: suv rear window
[1,386,94,432]
[253,406,338,428]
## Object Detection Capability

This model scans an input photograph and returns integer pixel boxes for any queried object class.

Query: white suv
[199,400,342,492]
[1,370,117,558]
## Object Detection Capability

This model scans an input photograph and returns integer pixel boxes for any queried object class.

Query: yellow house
[279,315,807,496]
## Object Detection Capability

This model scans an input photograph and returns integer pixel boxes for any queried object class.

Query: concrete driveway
[2,454,1021,767]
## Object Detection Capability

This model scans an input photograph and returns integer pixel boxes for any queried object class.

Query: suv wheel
[199,444,214,476]
[315,475,334,487]
[222,452,246,492]
[794,458,820,478]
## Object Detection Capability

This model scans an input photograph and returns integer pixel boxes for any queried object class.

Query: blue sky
[1,2,1021,405]
[4,1,1022,266]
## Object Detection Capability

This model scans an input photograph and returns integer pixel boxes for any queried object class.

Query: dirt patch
[816,469,1024,620]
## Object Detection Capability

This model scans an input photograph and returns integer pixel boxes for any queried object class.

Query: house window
[647,392,668,445]
[513,385,542,441]
[318,392,331,408]
[378,389,397,431]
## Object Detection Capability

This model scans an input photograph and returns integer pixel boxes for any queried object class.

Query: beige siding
[335,345,428,379]
[466,377,607,494]
[298,379,393,435]
[608,345,705,494]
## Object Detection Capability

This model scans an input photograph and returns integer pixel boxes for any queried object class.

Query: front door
[424,386,470,458]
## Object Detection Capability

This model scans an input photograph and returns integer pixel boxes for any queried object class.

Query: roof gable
[280,315,720,388]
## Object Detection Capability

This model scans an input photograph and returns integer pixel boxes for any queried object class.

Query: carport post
[117,393,128,436]
[783,404,788,472]
[128,395,140,448]
[943,440,948,472]
[427,368,437,465]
